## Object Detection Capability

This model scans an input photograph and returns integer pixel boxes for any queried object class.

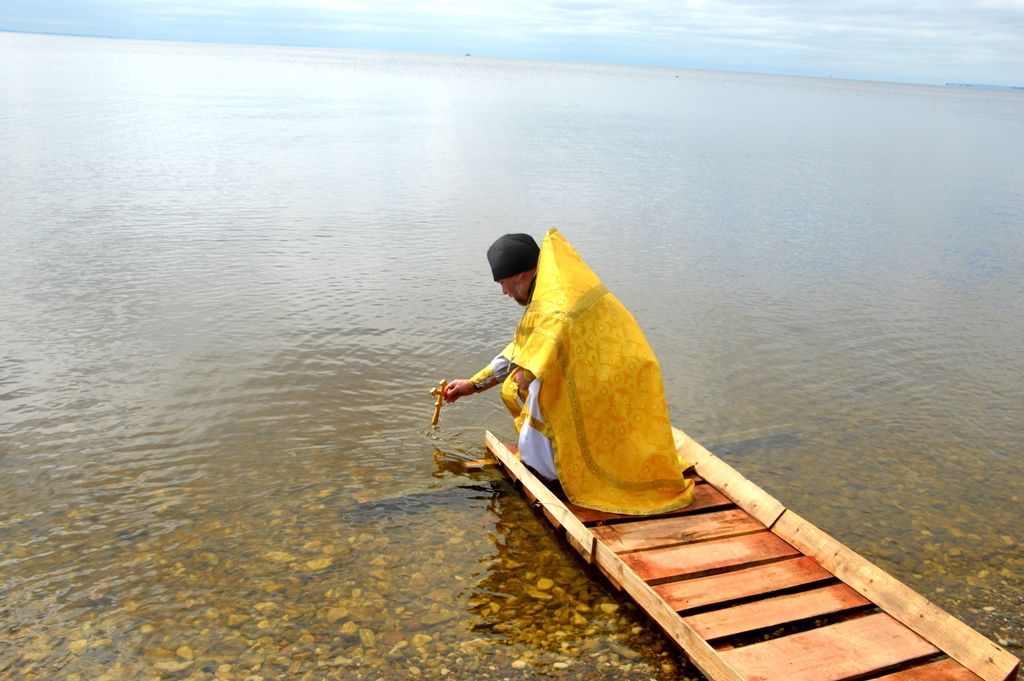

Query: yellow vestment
[503,229,694,515]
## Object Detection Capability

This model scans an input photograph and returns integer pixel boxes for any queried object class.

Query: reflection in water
[2,445,693,679]
[466,487,693,679]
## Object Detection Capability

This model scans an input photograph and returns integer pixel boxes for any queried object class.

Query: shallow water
[1,32,1022,679]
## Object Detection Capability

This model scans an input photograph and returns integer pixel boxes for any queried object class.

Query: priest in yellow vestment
[445,228,694,515]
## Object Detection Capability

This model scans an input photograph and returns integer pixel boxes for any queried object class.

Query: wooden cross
[430,379,448,427]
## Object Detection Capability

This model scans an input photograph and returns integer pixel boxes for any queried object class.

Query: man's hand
[512,368,532,392]
[444,379,476,403]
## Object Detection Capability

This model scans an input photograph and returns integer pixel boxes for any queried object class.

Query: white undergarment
[518,378,557,481]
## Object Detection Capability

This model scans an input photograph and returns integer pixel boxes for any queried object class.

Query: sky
[2,0,1022,86]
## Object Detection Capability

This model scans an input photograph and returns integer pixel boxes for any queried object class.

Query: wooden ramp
[484,428,1020,681]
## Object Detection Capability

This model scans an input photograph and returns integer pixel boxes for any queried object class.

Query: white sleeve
[490,354,513,382]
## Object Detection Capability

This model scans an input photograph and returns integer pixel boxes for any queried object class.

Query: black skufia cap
[487,233,540,281]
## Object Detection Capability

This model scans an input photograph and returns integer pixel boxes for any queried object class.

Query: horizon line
[2,28,1021,91]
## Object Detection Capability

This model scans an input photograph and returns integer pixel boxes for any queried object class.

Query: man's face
[498,270,534,306]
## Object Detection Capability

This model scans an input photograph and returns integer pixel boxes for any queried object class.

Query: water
[1,31,1022,679]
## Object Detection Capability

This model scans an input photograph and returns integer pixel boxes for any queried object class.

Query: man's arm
[445,353,513,403]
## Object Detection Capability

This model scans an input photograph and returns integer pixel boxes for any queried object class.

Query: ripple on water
[2,34,1022,676]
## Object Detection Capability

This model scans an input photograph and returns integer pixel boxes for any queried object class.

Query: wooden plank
[673,427,786,528]
[462,457,497,469]
[683,583,871,640]
[485,431,595,563]
[487,433,748,679]
[593,508,765,553]
[654,556,834,612]
[720,612,939,681]
[873,658,986,681]
[773,509,1021,681]
[484,428,1019,681]
[486,432,748,681]
[621,531,800,583]
[593,542,747,681]
[569,483,734,524]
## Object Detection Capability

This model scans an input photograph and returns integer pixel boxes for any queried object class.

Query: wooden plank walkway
[484,428,1020,681]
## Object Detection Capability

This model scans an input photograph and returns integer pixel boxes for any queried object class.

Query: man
[445,229,694,515]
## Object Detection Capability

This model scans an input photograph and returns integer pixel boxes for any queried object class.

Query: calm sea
[1,31,1022,679]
